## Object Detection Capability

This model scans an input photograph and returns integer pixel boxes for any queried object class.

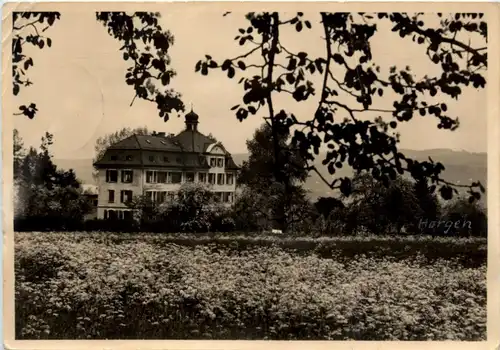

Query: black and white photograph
[3,2,499,347]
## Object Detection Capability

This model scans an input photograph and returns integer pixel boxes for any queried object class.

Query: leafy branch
[96,12,185,121]
[196,12,487,204]
[12,12,60,119]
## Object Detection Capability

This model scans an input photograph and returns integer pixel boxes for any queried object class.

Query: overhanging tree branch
[195,11,486,203]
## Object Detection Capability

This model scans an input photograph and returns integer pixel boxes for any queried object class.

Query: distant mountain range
[54,148,487,201]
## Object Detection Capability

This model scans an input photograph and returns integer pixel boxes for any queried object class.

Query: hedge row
[17,232,487,268]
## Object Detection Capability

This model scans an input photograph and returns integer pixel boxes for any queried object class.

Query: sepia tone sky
[12,10,487,159]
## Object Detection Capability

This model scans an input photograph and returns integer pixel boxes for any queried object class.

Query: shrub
[125,183,236,233]
[14,183,91,232]
[438,197,487,237]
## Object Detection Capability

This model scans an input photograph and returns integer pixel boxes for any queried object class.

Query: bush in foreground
[15,232,486,340]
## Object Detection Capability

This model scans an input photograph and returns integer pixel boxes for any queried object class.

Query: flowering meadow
[15,232,486,340]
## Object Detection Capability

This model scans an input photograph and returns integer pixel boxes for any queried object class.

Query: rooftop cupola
[185,105,199,131]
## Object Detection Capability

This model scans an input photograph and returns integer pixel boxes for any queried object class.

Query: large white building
[93,110,239,220]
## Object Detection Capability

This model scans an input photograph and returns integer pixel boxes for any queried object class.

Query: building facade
[93,110,239,220]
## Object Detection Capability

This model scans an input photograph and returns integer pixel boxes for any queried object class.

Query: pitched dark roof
[225,157,239,170]
[94,128,239,171]
[106,135,141,150]
[94,149,143,168]
[172,129,215,153]
[108,134,181,151]
[140,152,210,169]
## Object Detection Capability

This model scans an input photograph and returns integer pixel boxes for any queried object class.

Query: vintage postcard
[3,2,500,349]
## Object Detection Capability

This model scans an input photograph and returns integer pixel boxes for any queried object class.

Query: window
[146,171,157,183]
[226,173,234,185]
[108,190,115,203]
[163,156,169,162]
[146,191,166,203]
[120,190,133,203]
[110,155,118,161]
[158,191,167,203]
[106,209,134,221]
[198,173,207,183]
[121,170,133,183]
[208,173,216,185]
[149,155,155,162]
[171,172,182,184]
[106,170,118,183]
[176,157,182,164]
[223,192,233,203]
[210,157,217,167]
[126,155,133,161]
[157,171,168,183]
[217,174,224,185]
[217,158,224,168]
[186,172,195,183]
[146,191,157,203]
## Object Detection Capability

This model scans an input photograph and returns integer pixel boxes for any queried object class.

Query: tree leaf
[23,58,34,70]
[332,54,344,64]
[201,63,208,76]
[161,73,170,86]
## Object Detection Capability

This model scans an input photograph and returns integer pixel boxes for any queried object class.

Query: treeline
[82,173,485,238]
[13,127,487,237]
[309,173,487,237]
[228,123,487,237]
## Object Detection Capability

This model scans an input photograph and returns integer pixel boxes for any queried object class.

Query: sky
[12,10,487,159]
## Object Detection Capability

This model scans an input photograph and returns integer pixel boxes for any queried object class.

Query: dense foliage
[123,183,234,233]
[13,130,91,231]
[15,232,486,340]
[237,123,311,231]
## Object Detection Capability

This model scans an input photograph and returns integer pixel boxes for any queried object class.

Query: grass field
[15,232,487,340]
